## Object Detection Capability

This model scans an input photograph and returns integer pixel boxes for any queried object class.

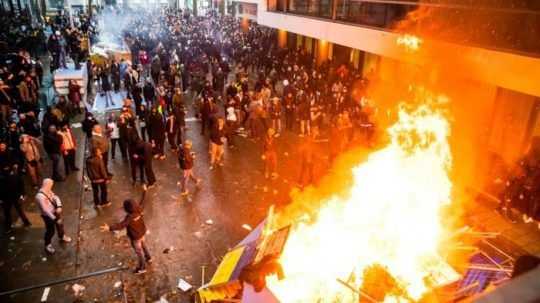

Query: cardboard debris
[242,224,252,231]
[177,278,193,292]
[72,283,85,296]
[41,287,50,302]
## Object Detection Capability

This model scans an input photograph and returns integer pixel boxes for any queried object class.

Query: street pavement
[0,90,330,302]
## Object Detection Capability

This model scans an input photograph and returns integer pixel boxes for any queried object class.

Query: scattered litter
[242,224,252,231]
[113,229,127,239]
[176,181,181,185]
[80,216,84,220]
[177,278,193,292]
[205,219,214,225]
[284,152,289,157]
[110,254,115,258]
[157,295,169,303]
[283,179,289,184]
[72,283,85,297]
[113,281,122,288]
[194,231,203,239]
[146,230,151,235]
[41,287,50,302]
[117,262,123,266]
[41,257,47,262]
[262,186,268,193]
[273,189,278,195]
[9,236,15,241]
[163,246,174,254]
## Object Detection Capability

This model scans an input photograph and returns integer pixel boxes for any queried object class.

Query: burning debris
[266,92,460,302]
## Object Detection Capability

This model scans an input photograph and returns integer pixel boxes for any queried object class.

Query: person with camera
[35,178,72,254]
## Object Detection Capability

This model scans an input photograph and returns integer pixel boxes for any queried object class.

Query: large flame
[267,94,459,302]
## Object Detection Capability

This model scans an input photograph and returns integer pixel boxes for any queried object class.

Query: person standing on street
[1,164,31,235]
[86,147,110,208]
[90,124,112,177]
[100,187,151,274]
[43,125,65,182]
[35,178,72,254]
[107,113,121,160]
[178,140,201,196]
[147,106,166,159]
[131,139,156,187]
[209,117,226,170]
[20,134,43,187]
[262,128,278,179]
[58,123,79,176]
[165,113,179,151]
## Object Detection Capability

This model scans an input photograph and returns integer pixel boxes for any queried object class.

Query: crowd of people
[1,6,539,277]
[0,10,95,251]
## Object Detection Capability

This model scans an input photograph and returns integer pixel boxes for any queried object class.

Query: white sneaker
[61,235,72,243]
[45,244,55,254]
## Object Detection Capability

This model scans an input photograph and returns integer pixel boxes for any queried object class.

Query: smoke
[96,6,146,46]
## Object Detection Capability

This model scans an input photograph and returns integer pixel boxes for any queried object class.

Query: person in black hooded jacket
[1,164,31,234]
[147,106,165,159]
[100,187,151,274]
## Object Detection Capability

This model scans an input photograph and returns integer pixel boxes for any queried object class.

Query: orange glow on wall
[317,40,329,65]
[278,29,287,48]
[241,17,249,33]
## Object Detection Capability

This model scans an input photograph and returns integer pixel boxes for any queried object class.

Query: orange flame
[397,34,423,51]
[267,91,459,302]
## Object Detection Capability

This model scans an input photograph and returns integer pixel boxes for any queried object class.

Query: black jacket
[147,112,165,139]
[0,170,25,200]
[210,126,226,145]
[43,132,63,155]
[178,147,194,170]
[110,211,147,240]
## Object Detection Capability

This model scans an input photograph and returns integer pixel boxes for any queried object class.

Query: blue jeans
[131,237,151,269]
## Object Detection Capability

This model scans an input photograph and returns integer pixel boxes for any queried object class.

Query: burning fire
[267,94,459,302]
[397,34,423,51]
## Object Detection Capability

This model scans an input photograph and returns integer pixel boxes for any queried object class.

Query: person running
[100,186,151,274]
[35,178,72,254]
[178,140,201,196]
